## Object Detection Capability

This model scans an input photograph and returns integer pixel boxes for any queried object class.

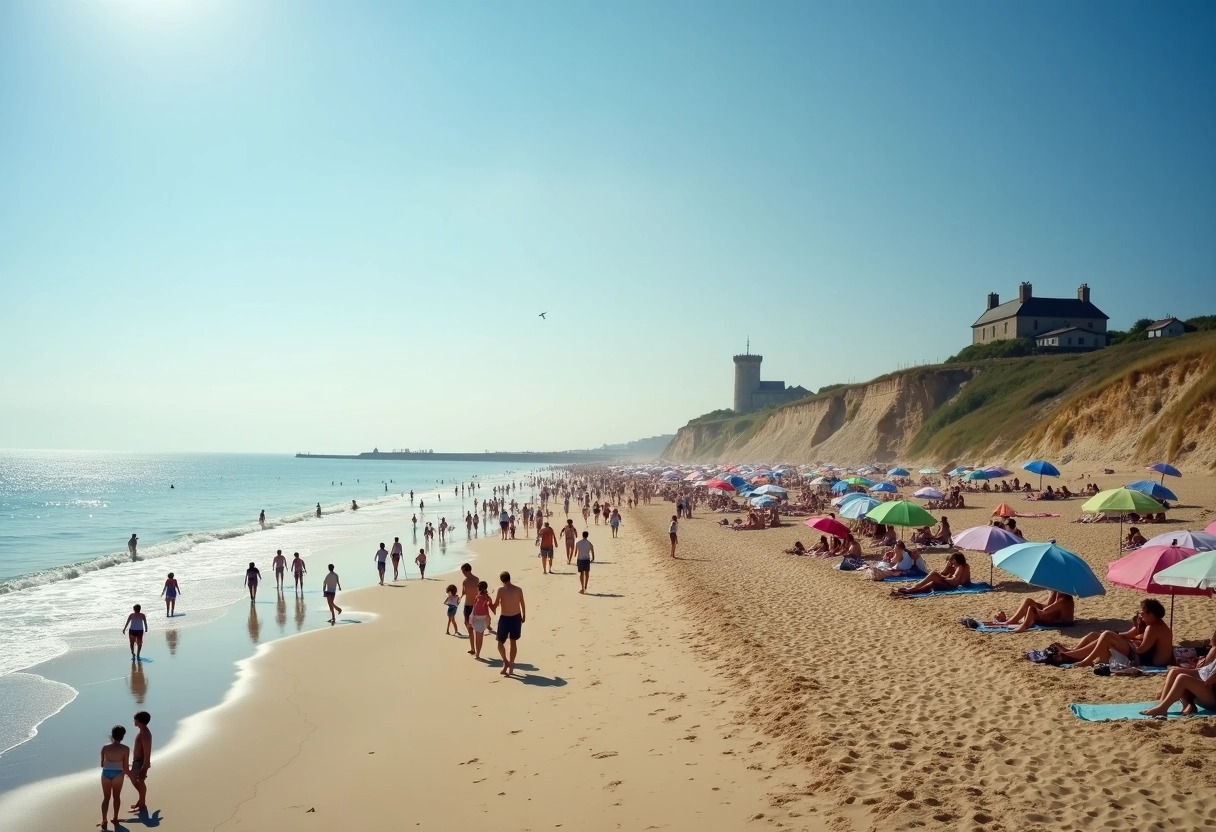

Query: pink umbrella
[1207,520,1216,536]
[703,479,735,492]
[803,515,850,539]
[1107,544,1211,627]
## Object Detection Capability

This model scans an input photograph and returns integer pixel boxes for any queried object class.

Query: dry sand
[14,466,1216,832]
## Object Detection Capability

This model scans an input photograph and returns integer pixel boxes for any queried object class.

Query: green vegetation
[945,338,1035,364]
[685,408,735,426]
[1185,315,1216,332]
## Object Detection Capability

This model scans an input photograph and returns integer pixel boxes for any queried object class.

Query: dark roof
[757,380,787,392]
[1146,317,1181,330]
[1035,327,1090,339]
[972,296,1109,327]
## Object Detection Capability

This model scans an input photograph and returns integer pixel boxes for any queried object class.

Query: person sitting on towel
[932,516,952,545]
[863,541,926,582]
[1141,629,1216,717]
[891,553,971,596]
[1051,599,1173,668]
[1125,527,1147,548]
[988,591,1074,633]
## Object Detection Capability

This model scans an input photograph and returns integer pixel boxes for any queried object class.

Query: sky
[1,1,1214,453]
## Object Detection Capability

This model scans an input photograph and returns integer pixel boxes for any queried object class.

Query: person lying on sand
[891,553,970,596]
[988,591,1074,633]
[1140,630,1216,716]
[1051,599,1173,668]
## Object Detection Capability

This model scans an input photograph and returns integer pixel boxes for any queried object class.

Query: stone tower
[733,351,763,414]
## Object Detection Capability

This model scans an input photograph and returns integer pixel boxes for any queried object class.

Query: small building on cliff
[733,351,809,414]
[971,282,1108,350]
[1146,317,1185,339]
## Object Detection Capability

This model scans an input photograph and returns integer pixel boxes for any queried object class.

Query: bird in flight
[538,312,547,319]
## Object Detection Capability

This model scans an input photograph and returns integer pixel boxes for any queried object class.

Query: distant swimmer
[415,548,427,580]
[259,510,266,529]
[316,503,322,518]
[390,537,403,580]
[291,552,306,591]
[272,550,287,589]
[410,490,414,503]
[169,484,174,489]
[375,543,389,585]
[123,604,148,660]
[351,500,359,511]
[245,562,262,601]
[322,564,342,623]
[419,500,424,512]
[160,573,180,617]
[128,534,138,561]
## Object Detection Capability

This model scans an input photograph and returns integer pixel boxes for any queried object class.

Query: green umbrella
[1154,549,1216,591]
[865,500,936,529]
[1081,488,1166,554]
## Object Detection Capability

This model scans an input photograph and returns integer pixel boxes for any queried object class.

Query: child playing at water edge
[470,581,492,659]
[445,585,462,635]
[161,573,180,617]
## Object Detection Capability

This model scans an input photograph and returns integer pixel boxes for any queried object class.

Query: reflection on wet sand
[275,591,287,633]
[165,629,179,656]
[294,593,305,632]
[247,603,261,645]
[129,660,147,704]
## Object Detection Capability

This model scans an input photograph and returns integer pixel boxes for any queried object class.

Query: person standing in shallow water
[322,564,342,623]
[123,604,148,659]
[160,573,180,617]
[245,562,262,601]
[128,534,138,561]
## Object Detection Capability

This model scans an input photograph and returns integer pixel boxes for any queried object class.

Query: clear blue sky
[1,1,1214,452]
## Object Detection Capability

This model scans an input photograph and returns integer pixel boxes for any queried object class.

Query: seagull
[538,312,547,319]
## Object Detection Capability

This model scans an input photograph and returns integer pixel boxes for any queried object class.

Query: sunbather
[862,541,923,581]
[1125,527,1147,548]
[891,553,971,596]
[1051,600,1173,668]
[1141,630,1216,716]
[989,591,1074,633]
[785,541,807,556]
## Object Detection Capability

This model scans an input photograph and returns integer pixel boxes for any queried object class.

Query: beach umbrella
[1082,488,1167,553]
[808,476,829,486]
[830,481,851,494]
[724,474,748,489]
[749,495,778,508]
[983,466,1013,478]
[887,467,910,477]
[1021,460,1060,490]
[919,468,940,475]
[1208,520,1216,536]
[954,525,1024,584]
[703,479,735,492]
[992,541,1106,598]
[1108,544,1210,627]
[832,492,871,507]
[870,482,899,494]
[963,470,990,482]
[1147,462,1182,484]
[865,500,936,529]
[947,467,970,477]
[845,476,874,487]
[803,515,850,539]
[839,497,881,519]
[1142,530,1216,551]
[913,487,944,500]
[1125,480,1178,502]
[1155,549,1216,591]
[992,503,1017,518]
[753,484,788,498]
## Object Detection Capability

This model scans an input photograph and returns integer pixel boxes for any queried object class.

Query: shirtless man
[537,522,557,574]
[492,571,526,676]
[272,550,287,589]
[460,563,481,655]
[322,564,342,622]
[1053,599,1174,668]
[374,543,389,585]
[390,537,403,580]
[290,552,307,591]
[989,590,1074,633]
[128,534,138,561]
[129,711,152,815]
[558,520,578,565]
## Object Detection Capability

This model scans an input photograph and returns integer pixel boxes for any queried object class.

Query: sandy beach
[12,466,1216,832]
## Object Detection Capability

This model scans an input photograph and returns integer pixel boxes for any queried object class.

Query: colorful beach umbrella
[983,466,1013,478]
[1155,549,1216,591]
[830,481,851,493]
[845,476,874,487]
[703,479,736,492]
[947,467,970,477]
[1021,460,1060,490]
[954,525,1024,584]
[865,500,935,529]
[1208,520,1216,536]
[1142,530,1216,551]
[724,474,748,488]
[887,467,910,477]
[919,468,940,475]
[1125,480,1178,502]
[913,487,944,500]
[1108,544,1210,627]
[839,497,881,519]
[749,495,778,507]
[992,503,1017,518]
[834,492,872,507]
[870,482,899,494]
[992,541,1106,598]
[1082,488,1167,553]
[753,484,788,498]
[1147,462,1182,484]
[803,515,850,539]
[963,470,990,482]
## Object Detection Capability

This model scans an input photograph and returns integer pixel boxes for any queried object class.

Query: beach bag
[837,556,863,571]
[1174,647,1198,666]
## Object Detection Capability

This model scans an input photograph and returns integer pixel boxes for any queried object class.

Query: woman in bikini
[892,553,971,596]
[99,724,131,830]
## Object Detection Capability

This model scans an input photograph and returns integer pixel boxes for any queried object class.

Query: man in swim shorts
[537,522,557,574]
[575,531,595,594]
[272,549,287,589]
[374,543,389,585]
[290,552,306,592]
[129,711,152,814]
[322,564,342,623]
[559,519,578,565]
[493,571,525,676]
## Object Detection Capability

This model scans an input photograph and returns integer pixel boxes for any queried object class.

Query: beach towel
[896,582,993,597]
[1055,663,1168,674]
[1016,512,1060,518]
[1069,702,1216,722]
[973,623,1048,633]
[881,572,926,582]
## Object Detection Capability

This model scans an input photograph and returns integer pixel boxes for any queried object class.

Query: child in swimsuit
[470,581,492,659]
[445,585,461,635]
[99,725,130,831]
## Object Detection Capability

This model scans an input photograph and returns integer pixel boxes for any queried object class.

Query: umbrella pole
[1170,593,1175,631]
[1039,473,1043,491]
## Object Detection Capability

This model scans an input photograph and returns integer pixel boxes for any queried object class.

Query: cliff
[664,332,1216,469]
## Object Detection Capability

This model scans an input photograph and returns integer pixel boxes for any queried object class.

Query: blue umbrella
[749,495,778,507]
[870,482,899,493]
[834,492,873,507]
[1126,480,1178,502]
[724,474,748,488]
[947,467,970,477]
[1022,459,1060,490]
[1147,462,1182,483]
[887,467,910,477]
[839,497,881,519]
[831,481,851,493]
[963,470,990,482]
[992,541,1106,598]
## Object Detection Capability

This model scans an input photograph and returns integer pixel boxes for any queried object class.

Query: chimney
[1077,283,1090,303]
[986,292,1000,310]
[1018,282,1032,302]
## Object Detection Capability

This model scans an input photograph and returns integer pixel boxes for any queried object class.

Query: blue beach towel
[896,582,993,597]
[1069,702,1216,722]
[974,623,1048,633]
[881,572,927,583]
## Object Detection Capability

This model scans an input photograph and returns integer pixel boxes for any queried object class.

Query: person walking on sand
[492,572,526,676]
[445,585,463,635]
[98,724,131,831]
[272,549,287,589]
[559,519,577,565]
[290,552,307,591]
[129,711,152,815]
[575,531,595,594]
[460,563,480,654]
[499,508,511,540]
[123,604,148,660]
[128,534,138,561]
[390,537,403,580]
[160,573,180,617]
[470,580,493,659]
[415,548,427,580]
[609,508,622,538]
[244,562,262,600]
[322,564,343,623]
[374,543,389,585]
[538,522,557,574]
[669,515,679,558]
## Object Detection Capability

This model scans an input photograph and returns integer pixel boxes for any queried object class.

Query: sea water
[0,450,532,771]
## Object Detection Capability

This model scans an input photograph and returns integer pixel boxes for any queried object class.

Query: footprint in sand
[592,751,619,759]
